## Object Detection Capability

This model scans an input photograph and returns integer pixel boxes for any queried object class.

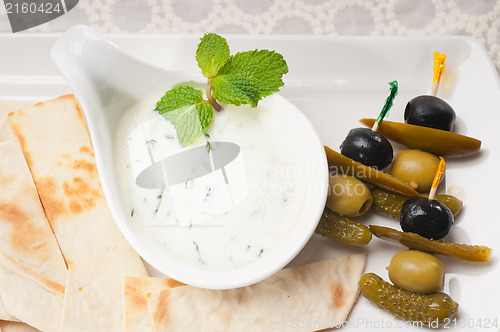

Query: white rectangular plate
[1,33,498,331]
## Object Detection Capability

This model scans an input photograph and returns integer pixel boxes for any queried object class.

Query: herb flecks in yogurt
[116,101,307,270]
[154,191,164,214]
[154,33,288,147]
[193,241,205,264]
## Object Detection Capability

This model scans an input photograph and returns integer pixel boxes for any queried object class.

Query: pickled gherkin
[370,225,492,262]
[359,118,481,157]
[359,273,458,326]
[325,146,419,197]
[372,188,463,219]
[315,209,372,245]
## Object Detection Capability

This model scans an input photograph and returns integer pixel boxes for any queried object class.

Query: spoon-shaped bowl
[51,25,328,289]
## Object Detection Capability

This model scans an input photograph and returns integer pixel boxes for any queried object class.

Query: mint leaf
[211,50,288,107]
[196,33,230,78]
[153,34,288,148]
[211,75,261,107]
[155,86,213,147]
[162,106,211,147]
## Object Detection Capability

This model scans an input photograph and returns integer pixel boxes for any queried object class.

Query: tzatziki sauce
[115,94,308,270]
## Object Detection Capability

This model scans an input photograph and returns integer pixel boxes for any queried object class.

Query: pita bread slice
[123,276,184,332]
[0,298,18,323]
[0,100,35,143]
[0,308,15,323]
[0,321,40,332]
[0,252,64,332]
[8,95,145,272]
[9,95,147,331]
[61,265,126,332]
[0,140,67,284]
[148,254,366,332]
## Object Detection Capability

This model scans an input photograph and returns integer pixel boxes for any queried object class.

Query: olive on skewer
[400,157,453,240]
[371,187,462,219]
[405,95,455,131]
[340,80,398,170]
[404,53,456,131]
[388,149,440,192]
[401,197,453,240]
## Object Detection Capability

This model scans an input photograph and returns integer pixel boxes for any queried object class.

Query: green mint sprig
[154,33,288,147]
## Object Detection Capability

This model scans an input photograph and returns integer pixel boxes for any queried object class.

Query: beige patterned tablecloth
[1,0,499,73]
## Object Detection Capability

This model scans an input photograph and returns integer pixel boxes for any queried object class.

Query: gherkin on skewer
[315,209,372,246]
[325,146,419,197]
[369,225,492,262]
[359,118,481,157]
[371,188,462,219]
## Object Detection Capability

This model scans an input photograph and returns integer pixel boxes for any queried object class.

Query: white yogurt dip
[115,94,308,270]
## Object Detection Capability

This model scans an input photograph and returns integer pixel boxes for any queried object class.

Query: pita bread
[148,254,366,332]
[0,100,35,143]
[123,276,184,332]
[0,140,67,284]
[61,265,133,332]
[0,139,67,326]
[0,321,40,332]
[8,95,145,271]
[8,95,147,331]
[0,298,18,323]
[0,252,63,332]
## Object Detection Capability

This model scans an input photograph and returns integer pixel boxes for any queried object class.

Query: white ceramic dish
[48,26,328,289]
[0,32,498,329]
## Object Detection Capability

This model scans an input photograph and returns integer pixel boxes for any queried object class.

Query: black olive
[404,95,456,131]
[400,197,453,240]
[340,127,393,170]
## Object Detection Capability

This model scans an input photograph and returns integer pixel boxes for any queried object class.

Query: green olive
[388,150,440,192]
[326,174,373,216]
[388,249,445,294]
